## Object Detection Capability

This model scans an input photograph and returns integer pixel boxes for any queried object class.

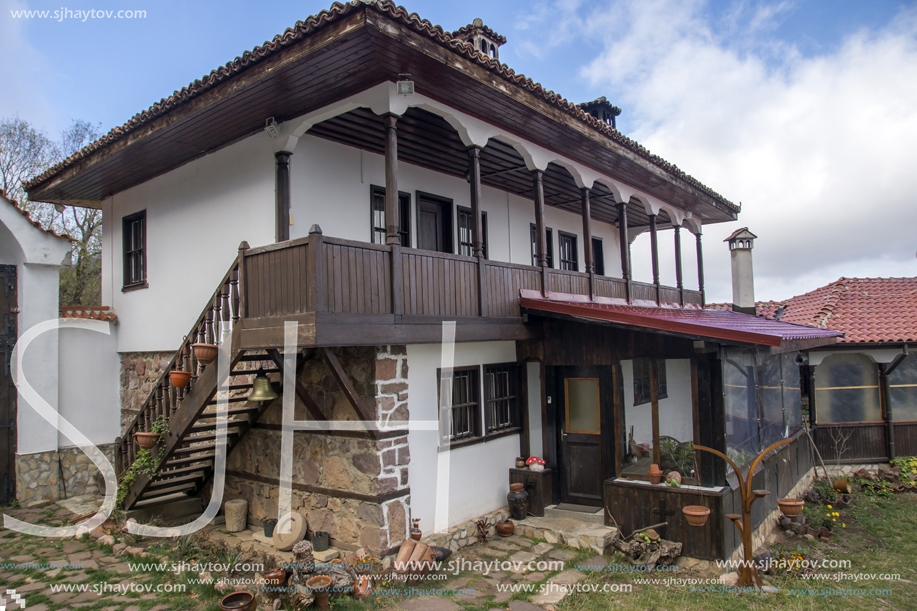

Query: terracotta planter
[777,498,804,517]
[219,591,255,611]
[169,370,192,388]
[353,575,373,599]
[833,478,852,494]
[410,518,422,541]
[496,520,514,537]
[264,567,286,588]
[306,575,333,611]
[192,343,218,365]
[682,505,711,527]
[134,432,160,450]
[648,464,664,485]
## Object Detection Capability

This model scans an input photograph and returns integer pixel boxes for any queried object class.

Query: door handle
[561,429,567,441]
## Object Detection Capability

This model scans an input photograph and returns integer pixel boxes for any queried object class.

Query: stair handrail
[115,243,247,476]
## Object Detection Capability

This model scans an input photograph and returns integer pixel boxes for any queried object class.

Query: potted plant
[777,498,805,517]
[682,505,711,527]
[169,369,192,388]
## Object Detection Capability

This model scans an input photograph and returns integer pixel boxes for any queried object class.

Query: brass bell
[249,369,279,402]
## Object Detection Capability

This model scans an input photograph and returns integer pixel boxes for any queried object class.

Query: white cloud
[568,0,917,303]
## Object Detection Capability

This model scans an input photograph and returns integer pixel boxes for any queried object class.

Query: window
[443,367,480,442]
[558,231,578,271]
[371,186,411,246]
[122,210,146,289]
[484,363,520,433]
[530,224,554,268]
[592,237,605,275]
[633,358,667,406]
[457,206,488,258]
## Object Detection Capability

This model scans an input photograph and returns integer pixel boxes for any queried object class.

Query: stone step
[544,504,605,525]
[515,514,617,554]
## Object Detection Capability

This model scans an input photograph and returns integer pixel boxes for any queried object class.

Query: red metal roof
[521,290,842,347]
[719,277,917,344]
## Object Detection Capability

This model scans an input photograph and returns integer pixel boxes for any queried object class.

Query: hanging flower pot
[169,370,192,388]
[777,498,805,517]
[134,432,160,450]
[192,343,218,365]
[682,505,711,527]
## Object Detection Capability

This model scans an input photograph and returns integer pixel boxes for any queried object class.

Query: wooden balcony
[235,229,704,347]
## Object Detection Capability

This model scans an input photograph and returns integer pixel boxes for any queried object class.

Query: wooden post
[469,146,487,316]
[384,114,401,246]
[236,241,249,320]
[308,225,326,313]
[581,188,595,299]
[533,170,548,295]
[649,214,660,304]
[275,152,291,243]
[881,364,895,460]
[674,225,684,306]
[650,359,660,466]
[617,202,632,303]
[695,230,705,305]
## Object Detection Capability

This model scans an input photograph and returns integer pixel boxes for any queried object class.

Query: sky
[2,0,916,304]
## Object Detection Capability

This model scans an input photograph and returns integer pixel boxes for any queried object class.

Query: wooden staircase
[117,247,281,510]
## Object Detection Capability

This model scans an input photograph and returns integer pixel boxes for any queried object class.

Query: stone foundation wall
[16,444,115,503]
[217,345,410,557]
[422,508,508,552]
[119,351,174,433]
[822,463,883,478]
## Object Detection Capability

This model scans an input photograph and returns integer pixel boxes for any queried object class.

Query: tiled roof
[60,306,118,322]
[577,96,622,116]
[745,278,917,344]
[724,227,756,242]
[521,290,842,347]
[1,189,75,241]
[23,1,737,213]
[451,22,507,45]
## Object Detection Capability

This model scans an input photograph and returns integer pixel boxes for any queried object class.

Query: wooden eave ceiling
[27,7,736,225]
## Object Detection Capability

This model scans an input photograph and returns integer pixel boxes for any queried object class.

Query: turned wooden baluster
[205,301,215,346]
[180,343,190,399]
[213,291,222,345]
[230,267,240,323]
[221,280,231,339]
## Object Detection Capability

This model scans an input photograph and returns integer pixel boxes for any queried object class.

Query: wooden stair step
[230,367,279,376]
[180,430,240,445]
[133,492,191,508]
[191,419,247,430]
[148,472,206,488]
[142,482,199,498]
[237,354,273,362]
[153,464,210,478]
[206,396,250,405]
[162,454,215,468]
[172,442,226,456]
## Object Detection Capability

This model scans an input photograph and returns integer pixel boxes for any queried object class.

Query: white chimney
[725,228,757,315]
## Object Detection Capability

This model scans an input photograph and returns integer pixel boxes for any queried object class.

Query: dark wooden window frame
[416,191,453,254]
[437,364,522,450]
[457,205,488,258]
[558,230,578,272]
[484,362,520,434]
[633,358,667,406]
[530,223,554,268]
[122,210,147,291]
[370,185,411,247]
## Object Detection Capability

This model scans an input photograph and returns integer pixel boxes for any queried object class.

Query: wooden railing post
[308,225,327,313]
[236,241,249,320]
[391,244,404,316]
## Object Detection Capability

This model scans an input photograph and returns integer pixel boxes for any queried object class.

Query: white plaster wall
[406,341,520,533]
[58,324,121,447]
[622,358,693,446]
[101,131,276,352]
[526,361,544,459]
[809,347,906,367]
[290,135,623,274]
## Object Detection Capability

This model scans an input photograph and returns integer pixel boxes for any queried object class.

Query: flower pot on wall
[134,432,160,450]
[682,505,711,527]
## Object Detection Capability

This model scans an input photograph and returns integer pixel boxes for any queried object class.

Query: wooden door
[557,366,610,506]
[418,200,443,252]
[0,264,16,505]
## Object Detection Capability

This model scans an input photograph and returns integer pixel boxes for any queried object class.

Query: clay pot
[507,483,529,521]
[219,591,255,611]
[682,505,711,527]
[496,520,515,537]
[169,370,191,388]
[833,478,852,494]
[134,432,160,450]
[777,498,805,517]
[353,575,373,599]
[835,494,852,507]
[648,464,664,485]
[263,567,286,588]
[515,457,527,469]
[306,575,333,611]
[192,343,218,365]
[666,471,682,486]
[410,519,422,541]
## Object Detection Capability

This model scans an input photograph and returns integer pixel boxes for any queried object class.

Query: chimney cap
[724,227,757,243]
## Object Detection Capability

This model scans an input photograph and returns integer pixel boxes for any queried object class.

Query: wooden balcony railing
[241,228,703,321]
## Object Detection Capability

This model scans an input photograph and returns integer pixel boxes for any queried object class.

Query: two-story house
[22,1,840,560]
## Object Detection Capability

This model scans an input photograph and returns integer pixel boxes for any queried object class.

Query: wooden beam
[674,226,684,305]
[275,152,291,243]
[468,146,484,257]
[581,188,594,273]
[649,215,660,304]
[384,113,401,246]
[319,347,379,439]
[695,230,705,305]
[650,358,661,466]
[617,202,632,303]
[533,170,547,268]
[266,348,327,421]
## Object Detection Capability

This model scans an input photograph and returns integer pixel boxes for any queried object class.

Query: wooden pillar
[617,202,632,302]
[695,230,705,305]
[581,188,595,299]
[533,171,547,267]
[674,225,684,305]
[308,225,326,313]
[880,364,895,460]
[384,114,401,246]
[650,359,661,466]
[468,146,484,257]
[275,152,291,243]
[649,214,660,304]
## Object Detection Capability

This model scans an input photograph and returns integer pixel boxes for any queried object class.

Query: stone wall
[217,345,411,557]
[119,351,174,433]
[16,444,115,504]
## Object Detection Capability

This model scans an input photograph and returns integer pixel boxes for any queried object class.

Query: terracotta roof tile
[1,189,75,241]
[23,1,737,213]
[711,277,917,344]
[451,22,507,45]
[59,305,118,322]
